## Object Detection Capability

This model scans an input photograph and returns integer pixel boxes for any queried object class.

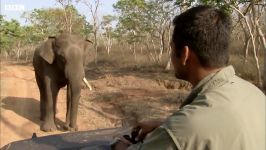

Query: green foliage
[113,0,147,43]
[199,0,237,14]
[22,6,91,39]
[101,15,116,37]
[174,0,238,13]
[114,0,147,12]
[175,0,195,8]
[102,15,116,27]
[113,0,176,44]
[83,22,93,37]
[0,15,24,53]
[1,6,92,59]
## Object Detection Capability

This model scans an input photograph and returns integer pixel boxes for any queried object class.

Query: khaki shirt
[128,66,266,150]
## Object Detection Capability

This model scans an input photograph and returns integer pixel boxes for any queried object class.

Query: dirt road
[0,61,189,148]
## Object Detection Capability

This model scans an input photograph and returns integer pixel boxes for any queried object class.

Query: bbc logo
[4,4,25,11]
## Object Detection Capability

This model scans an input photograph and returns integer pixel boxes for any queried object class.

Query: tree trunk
[250,1,263,88]
[107,32,112,56]
[94,31,98,64]
[244,37,251,63]
[133,42,136,61]
[158,29,165,62]
[167,20,172,55]
[151,39,156,51]
[80,0,100,64]
[229,3,263,88]
[25,48,28,62]
[255,20,266,89]
[165,56,171,71]
[16,41,21,62]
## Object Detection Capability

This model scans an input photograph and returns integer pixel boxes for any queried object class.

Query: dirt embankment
[0,61,190,148]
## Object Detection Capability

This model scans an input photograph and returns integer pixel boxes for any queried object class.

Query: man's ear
[181,46,190,66]
[39,37,56,64]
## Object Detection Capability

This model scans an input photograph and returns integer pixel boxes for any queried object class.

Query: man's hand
[111,137,131,150]
[133,120,164,142]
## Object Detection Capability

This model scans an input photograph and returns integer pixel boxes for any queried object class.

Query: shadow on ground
[1,97,65,131]
[1,97,40,125]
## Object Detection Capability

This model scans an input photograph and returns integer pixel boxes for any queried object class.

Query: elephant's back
[55,33,85,46]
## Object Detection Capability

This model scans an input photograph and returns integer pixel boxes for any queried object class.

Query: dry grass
[2,41,263,86]
[229,41,264,85]
[96,44,170,68]
[97,42,264,86]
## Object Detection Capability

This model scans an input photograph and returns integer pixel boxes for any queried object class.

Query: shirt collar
[180,65,235,108]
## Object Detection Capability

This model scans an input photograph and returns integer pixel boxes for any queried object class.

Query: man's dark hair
[172,5,232,67]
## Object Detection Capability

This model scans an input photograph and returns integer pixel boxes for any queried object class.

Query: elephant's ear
[85,39,93,44]
[39,36,56,64]
[84,38,93,51]
[83,38,93,65]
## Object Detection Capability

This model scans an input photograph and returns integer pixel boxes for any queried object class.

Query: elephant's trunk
[83,77,92,91]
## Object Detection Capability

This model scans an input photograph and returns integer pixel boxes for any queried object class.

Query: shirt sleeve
[127,127,178,150]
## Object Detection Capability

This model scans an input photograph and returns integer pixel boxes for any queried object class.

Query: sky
[0,0,117,25]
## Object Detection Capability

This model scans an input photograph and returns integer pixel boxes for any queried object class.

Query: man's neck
[189,66,224,87]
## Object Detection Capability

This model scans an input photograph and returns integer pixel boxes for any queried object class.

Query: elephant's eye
[57,54,66,64]
[54,43,60,49]
[52,41,61,49]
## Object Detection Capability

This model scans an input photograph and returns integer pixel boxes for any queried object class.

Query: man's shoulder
[165,75,265,132]
[203,74,265,101]
[230,75,262,91]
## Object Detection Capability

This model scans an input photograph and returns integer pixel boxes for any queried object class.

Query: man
[113,5,265,150]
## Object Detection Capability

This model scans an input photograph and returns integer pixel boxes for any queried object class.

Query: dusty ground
[0,60,190,148]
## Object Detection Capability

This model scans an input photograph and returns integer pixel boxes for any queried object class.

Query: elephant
[33,33,93,132]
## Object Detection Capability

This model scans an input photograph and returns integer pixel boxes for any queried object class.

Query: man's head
[171,5,231,83]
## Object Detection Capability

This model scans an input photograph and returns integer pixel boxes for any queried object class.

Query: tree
[114,0,177,62]
[56,0,75,33]
[77,0,101,63]
[101,15,116,56]
[0,16,23,57]
[221,0,265,88]
[23,6,90,39]
[0,6,91,61]
[113,0,147,60]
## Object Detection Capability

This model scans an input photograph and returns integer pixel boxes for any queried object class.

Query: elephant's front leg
[64,85,72,130]
[64,83,80,131]
[35,73,46,121]
[41,77,59,132]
